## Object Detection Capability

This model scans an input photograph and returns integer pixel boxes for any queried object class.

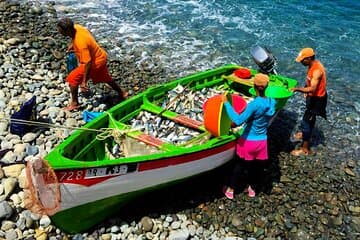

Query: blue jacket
[224,96,276,140]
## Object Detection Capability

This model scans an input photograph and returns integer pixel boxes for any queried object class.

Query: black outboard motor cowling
[250,46,277,74]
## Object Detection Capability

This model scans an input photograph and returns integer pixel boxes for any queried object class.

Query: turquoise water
[48,0,359,91]
[42,0,359,156]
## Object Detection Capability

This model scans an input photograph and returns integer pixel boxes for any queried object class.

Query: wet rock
[349,206,360,214]
[140,216,153,232]
[231,215,242,228]
[3,177,17,198]
[344,167,356,177]
[168,228,189,240]
[22,133,37,143]
[39,215,51,228]
[0,201,13,219]
[2,164,25,178]
[0,151,16,164]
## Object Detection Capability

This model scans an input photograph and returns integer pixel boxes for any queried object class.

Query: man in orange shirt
[291,48,327,156]
[57,18,128,111]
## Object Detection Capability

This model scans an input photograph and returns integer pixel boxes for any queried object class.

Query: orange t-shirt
[306,60,327,97]
[72,24,107,68]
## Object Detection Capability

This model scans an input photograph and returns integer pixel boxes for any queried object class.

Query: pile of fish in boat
[160,84,225,122]
[107,84,252,158]
[130,85,225,144]
[130,111,199,144]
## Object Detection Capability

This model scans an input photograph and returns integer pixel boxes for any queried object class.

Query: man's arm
[67,42,74,52]
[82,61,91,85]
[293,69,322,94]
[78,47,92,90]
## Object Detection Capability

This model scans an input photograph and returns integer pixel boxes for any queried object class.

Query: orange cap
[253,73,269,87]
[295,48,315,62]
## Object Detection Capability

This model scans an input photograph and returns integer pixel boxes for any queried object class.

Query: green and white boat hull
[25,64,297,233]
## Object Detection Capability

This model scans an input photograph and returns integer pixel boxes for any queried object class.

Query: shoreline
[0,1,359,239]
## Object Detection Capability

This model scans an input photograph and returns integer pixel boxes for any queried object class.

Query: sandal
[63,104,80,111]
[290,148,309,157]
[248,186,256,198]
[223,186,234,200]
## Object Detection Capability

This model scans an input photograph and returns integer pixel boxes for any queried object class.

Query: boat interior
[51,65,296,164]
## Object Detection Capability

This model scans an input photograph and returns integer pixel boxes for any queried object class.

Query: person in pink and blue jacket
[221,73,276,199]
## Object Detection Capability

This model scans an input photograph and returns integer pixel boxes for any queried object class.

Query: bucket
[203,94,247,137]
[249,86,293,109]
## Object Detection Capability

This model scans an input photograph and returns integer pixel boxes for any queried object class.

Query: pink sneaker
[248,186,256,198]
[223,187,234,200]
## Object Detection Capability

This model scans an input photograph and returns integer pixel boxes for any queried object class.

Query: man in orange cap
[291,48,327,156]
[57,18,128,111]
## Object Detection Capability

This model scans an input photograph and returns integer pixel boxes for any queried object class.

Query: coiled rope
[95,112,136,143]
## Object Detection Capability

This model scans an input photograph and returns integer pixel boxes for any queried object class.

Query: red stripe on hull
[55,141,235,187]
[138,141,235,171]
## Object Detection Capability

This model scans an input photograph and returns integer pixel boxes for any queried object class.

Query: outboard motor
[250,46,277,75]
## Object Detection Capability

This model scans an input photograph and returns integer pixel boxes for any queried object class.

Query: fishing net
[121,137,161,157]
[104,135,161,159]
[98,112,161,159]
[24,157,60,216]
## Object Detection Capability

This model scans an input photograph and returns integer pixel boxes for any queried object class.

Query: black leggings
[229,156,269,192]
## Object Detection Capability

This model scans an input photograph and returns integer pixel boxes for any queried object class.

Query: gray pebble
[22,133,37,143]
[0,201,13,219]
[168,229,189,240]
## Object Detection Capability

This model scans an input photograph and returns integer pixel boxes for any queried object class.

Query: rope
[96,127,136,142]
[1,112,137,142]
[2,118,103,133]
[95,112,137,142]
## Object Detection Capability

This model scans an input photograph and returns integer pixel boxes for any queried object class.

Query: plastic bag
[83,111,102,123]
[10,96,37,136]
[66,52,78,73]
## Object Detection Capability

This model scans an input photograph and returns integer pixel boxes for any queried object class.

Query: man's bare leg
[107,80,128,100]
[302,140,310,154]
[64,85,80,111]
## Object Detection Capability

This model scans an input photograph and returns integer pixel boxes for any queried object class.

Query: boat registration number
[57,165,129,183]
[85,165,128,178]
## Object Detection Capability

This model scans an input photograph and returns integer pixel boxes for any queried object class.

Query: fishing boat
[25,49,297,233]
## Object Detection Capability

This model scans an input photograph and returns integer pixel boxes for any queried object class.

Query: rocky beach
[0,1,359,239]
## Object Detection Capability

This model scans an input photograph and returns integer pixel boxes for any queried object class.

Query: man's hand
[66,43,74,52]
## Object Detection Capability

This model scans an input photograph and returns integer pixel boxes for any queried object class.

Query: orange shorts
[66,63,112,87]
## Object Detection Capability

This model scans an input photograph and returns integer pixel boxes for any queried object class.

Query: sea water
[43,0,359,88]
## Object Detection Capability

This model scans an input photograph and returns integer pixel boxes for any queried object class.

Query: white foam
[39,0,274,73]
